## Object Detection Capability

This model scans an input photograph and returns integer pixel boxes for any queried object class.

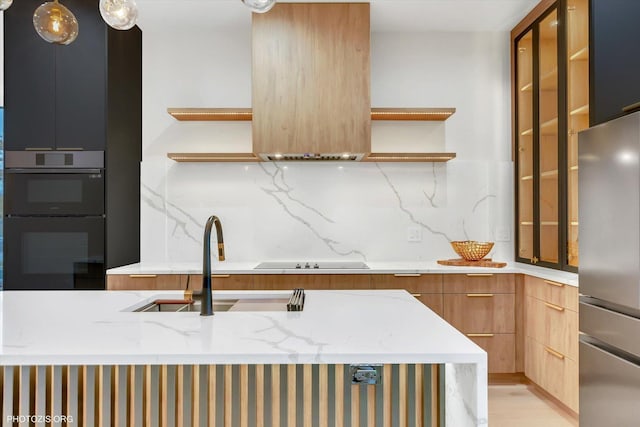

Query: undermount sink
[131,297,291,313]
[133,299,238,313]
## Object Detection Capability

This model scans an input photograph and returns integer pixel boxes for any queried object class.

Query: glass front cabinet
[513,0,588,271]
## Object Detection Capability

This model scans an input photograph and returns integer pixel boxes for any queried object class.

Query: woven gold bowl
[450,241,494,261]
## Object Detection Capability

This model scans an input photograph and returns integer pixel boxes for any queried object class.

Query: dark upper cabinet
[590,0,640,126]
[4,0,56,150]
[3,0,134,152]
[55,0,107,151]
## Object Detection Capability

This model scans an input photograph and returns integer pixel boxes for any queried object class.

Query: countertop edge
[107,262,579,287]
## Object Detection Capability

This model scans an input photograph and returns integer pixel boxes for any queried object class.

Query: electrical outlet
[407,227,422,242]
[495,226,511,242]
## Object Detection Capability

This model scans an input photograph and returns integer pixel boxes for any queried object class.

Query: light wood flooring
[489,382,579,427]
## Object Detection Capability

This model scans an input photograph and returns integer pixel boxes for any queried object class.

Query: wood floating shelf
[167,108,253,121]
[167,108,457,122]
[167,153,260,162]
[370,107,456,121]
[363,152,456,162]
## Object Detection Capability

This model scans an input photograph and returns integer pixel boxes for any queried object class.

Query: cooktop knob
[295,263,301,269]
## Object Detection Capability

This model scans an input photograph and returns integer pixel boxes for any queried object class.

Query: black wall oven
[3,151,106,290]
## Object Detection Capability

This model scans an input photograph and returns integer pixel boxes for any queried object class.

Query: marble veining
[375,162,453,242]
[139,159,512,263]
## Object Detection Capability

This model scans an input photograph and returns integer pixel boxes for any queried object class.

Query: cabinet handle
[411,293,422,297]
[25,147,53,151]
[129,274,157,278]
[544,279,565,288]
[465,273,494,277]
[211,274,231,278]
[544,346,565,360]
[545,302,565,312]
[56,147,84,151]
[466,293,494,297]
[467,333,494,337]
[394,274,421,277]
[622,101,640,114]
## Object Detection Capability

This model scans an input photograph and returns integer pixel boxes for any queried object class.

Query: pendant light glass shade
[33,0,79,45]
[0,0,13,11]
[99,0,138,30]
[241,0,276,14]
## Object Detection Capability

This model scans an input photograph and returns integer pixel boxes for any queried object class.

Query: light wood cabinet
[524,275,578,413]
[371,274,443,316]
[513,0,588,271]
[251,3,370,156]
[525,336,578,412]
[107,274,189,290]
[444,294,515,334]
[442,273,517,373]
[252,274,372,290]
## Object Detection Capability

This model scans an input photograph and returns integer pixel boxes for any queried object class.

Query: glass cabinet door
[517,31,534,261]
[566,0,589,268]
[538,9,559,265]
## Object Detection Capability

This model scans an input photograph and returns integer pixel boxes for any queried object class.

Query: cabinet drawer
[188,274,254,291]
[526,296,578,361]
[443,274,515,294]
[443,294,515,333]
[371,274,442,293]
[525,275,578,311]
[107,274,186,290]
[253,274,371,290]
[525,337,578,412]
[466,333,515,373]
[413,293,444,318]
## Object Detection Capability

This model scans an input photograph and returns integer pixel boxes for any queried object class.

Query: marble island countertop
[107,261,579,287]
[0,289,486,367]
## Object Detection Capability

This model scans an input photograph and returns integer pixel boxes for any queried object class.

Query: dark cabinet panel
[590,0,640,126]
[55,0,107,150]
[4,0,107,151]
[4,0,56,150]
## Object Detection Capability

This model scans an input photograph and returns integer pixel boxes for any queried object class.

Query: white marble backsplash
[140,158,514,264]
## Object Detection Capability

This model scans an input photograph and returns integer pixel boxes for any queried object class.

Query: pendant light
[33,0,79,45]
[0,0,13,11]
[99,0,138,31]
[241,0,276,14]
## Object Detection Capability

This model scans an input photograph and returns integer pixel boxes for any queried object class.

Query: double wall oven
[3,151,106,290]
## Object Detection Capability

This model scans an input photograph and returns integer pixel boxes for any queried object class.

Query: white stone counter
[107,261,579,287]
[0,289,488,425]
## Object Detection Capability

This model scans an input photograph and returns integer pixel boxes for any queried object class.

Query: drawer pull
[466,293,494,297]
[411,293,422,297]
[622,101,640,113]
[467,333,494,337]
[465,273,494,277]
[544,279,565,288]
[544,346,565,360]
[25,147,53,151]
[394,273,421,277]
[545,302,565,312]
[211,274,231,278]
[129,274,157,278]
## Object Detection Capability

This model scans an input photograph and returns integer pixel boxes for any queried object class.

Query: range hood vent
[259,153,365,161]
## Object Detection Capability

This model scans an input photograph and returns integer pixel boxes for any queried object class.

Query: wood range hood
[167,3,456,163]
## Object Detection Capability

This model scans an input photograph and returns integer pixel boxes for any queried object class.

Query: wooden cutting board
[437,258,507,268]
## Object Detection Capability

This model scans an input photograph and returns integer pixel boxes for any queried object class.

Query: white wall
[140,26,514,264]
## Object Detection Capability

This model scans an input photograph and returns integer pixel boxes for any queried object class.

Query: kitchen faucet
[201,215,225,316]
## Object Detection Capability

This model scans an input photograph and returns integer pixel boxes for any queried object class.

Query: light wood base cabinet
[524,275,578,413]
[107,274,190,290]
[525,337,578,412]
[371,274,443,317]
[442,274,517,373]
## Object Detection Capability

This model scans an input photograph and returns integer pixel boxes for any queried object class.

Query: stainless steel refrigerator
[579,110,640,426]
